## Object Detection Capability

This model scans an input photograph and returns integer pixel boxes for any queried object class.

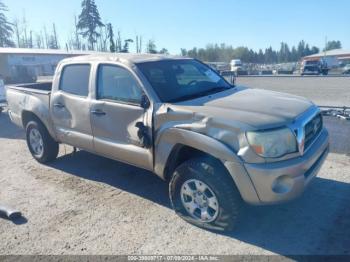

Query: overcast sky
[4,0,350,54]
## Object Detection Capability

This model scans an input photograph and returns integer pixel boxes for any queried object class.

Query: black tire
[26,120,59,163]
[169,157,242,232]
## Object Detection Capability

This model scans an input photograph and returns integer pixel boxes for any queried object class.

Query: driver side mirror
[140,94,150,109]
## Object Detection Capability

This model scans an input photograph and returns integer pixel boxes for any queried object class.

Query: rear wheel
[26,120,59,163]
[169,157,242,231]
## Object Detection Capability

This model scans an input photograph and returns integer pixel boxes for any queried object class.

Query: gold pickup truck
[6,54,329,231]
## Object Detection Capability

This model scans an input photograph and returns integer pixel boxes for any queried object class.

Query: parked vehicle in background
[0,77,6,113]
[205,62,230,74]
[230,59,243,73]
[301,59,329,75]
[342,64,350,75]
[6,54,329,231]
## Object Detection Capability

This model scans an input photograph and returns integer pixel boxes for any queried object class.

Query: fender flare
[154,128,261,204]
[154,127,242,178]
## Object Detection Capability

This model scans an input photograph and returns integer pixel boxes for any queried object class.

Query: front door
[50,64,94,151]
[90,64,153,171]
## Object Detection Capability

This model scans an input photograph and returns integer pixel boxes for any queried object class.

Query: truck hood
[168,86,313,129]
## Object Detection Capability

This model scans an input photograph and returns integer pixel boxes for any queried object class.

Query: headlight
[246,128,297,158]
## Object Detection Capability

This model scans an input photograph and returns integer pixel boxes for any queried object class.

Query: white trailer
[230,59,243,72]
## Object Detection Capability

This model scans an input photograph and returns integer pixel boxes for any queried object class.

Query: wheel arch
[163,144,209,181]
[154,128,241,180]
[21,110,57,140]
[22,110,43,128]
[155,128,260,204]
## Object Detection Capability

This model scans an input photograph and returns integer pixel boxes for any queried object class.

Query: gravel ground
[0,78,350,255]
[236,76,350,107]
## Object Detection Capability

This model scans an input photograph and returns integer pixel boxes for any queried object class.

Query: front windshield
[137,59,232,102]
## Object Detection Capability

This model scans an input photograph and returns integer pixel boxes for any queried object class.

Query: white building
[0,48,98,83]
[303,49,350,68]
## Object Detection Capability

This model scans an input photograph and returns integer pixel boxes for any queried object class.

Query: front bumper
[242,128,329,204]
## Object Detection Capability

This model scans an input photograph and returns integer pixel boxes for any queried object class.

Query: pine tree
[106,23,115,52]
[291,46,298,62]
[159,48,169,55]
[121,39,133,53]
[77,0,104,50]
[74,16,81,50]
[35,33,43,49]
[28,30,33,48]
[0,0,14,47]
[116,30,122,52]
[324,40,342,51]
[311,46,320,55]
[135,35,142,53]
[146,39,157,54]
[297,40,306,58]
[52,23,59,49]
[13,18,21,47]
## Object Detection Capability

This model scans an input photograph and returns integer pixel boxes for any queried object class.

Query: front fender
[154,127,242,178]
[154,127,261,204]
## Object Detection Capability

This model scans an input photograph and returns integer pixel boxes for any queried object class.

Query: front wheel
[169,157,243,231]
[26,120,59,163]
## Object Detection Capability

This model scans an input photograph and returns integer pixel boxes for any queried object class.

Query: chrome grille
[304,114,323,150]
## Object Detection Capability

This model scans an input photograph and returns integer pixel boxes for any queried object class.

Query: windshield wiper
[168,86,232,103]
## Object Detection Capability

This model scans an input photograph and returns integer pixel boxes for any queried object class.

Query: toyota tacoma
[6,54,329,231]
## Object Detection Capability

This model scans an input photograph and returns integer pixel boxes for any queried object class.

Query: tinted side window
[60,64,91,96]
[97,65,142,104]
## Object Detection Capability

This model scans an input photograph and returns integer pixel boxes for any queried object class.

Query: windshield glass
[137,59,232,102]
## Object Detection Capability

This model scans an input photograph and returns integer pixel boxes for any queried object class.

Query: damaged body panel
[6,54,329,230]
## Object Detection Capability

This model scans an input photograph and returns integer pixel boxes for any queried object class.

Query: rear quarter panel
[6,87,56,139]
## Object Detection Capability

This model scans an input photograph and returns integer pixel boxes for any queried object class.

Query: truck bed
[6,82,53,129]
[8,82,52,94]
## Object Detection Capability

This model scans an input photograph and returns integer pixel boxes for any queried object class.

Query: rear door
[90,63,153,170]
[50,63,94,151]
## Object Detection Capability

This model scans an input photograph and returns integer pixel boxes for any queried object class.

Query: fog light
[272,175,294,194]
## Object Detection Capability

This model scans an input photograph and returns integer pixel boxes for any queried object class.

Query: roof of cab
[61,53,191,65]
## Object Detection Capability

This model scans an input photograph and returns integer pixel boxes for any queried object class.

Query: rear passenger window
[60,64,90,96]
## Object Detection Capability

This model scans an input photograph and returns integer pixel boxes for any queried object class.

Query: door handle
[91,110,106,116]
[53,103,65,109]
